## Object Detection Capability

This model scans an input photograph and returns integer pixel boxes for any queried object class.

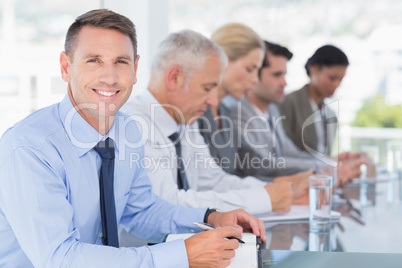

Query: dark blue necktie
[168,132,189,190]
[94,138,119,247]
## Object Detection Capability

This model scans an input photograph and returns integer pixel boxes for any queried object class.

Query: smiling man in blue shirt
[0,9,266,267]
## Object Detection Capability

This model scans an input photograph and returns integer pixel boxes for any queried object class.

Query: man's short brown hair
[65,9,137,59]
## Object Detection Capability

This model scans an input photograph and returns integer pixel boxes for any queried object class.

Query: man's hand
[273,171,312,205]
[337,158,366,187]
[264,182,293,213]
[331,152,368,187]
[291,178,310,205]
[185,227,240,268]
[207,209,267,243]
[337,151,362,162]
[273,170,313,184]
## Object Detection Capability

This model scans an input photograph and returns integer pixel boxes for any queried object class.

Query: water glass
[360,145,379,165]
[308,228,331,252]
[386,141,402,173]
[386,141,402,203]
[316,162,337,188]
[309,175,333,231]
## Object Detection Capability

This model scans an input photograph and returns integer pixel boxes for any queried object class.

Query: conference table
[261,171,402,267]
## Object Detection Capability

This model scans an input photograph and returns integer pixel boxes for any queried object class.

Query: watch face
[211,208,222,213]
[205,208,222,223]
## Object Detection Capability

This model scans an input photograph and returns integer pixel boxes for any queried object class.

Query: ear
[309,64,320,76]
[60,52,71,82]
[132,55,140,85]
[165,66,184,91]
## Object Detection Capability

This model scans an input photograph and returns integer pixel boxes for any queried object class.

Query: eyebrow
[83,54,133,61]
[273,71,285,75]
[203,82,218,88]
[117,55,134,61]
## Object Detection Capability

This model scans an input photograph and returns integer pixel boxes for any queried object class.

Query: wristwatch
[203,208,222,223]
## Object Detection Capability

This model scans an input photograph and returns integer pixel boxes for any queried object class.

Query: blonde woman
[197,23,264,174]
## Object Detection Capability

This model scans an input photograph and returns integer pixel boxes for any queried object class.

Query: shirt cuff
[242,176,268,187]
[149,239,189,268]
[246,187,272,214]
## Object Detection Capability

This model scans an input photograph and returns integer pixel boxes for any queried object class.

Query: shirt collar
[247,97,269,119]
[58,94,120,157]
[309,97,326,114]
[142,89,181,136]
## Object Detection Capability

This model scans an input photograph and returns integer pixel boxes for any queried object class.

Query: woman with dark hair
[279,45,349,157]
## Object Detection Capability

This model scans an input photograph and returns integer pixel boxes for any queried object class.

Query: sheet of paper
[351,171,397,184]
[166,232,258,268]
[229,233,257,268]
[257,205,341,228]
[256,205,310,222]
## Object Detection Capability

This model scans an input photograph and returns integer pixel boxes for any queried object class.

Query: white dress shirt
[122,90,272,215]
[309,98,327,155]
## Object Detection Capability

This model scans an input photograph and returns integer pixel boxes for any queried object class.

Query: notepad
[256,205,310,222]
[256,205,341,223]
[165,232,260,268]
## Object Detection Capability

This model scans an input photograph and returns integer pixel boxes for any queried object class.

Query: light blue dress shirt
[0,95,206,267]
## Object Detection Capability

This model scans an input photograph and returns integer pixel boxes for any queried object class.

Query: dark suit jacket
[222,95,318,180]
[198,106,238,175]
[279,85,338,156]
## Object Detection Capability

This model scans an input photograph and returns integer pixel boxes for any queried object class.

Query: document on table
[165,232,261,268]
[351,174,394,184]
[256,205,310,222]
[256,205,341,224]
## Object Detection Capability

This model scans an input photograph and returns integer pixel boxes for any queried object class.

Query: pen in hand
[194,222,245,244]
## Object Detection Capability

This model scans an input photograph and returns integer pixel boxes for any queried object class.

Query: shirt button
[190,229,195,233]
[99,233,103,238]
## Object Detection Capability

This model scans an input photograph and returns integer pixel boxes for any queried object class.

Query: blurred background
[1,0,401,164]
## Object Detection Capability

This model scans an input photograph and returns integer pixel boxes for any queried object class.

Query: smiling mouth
[94,89,118,97]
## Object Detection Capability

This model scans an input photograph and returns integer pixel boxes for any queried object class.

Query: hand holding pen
[204,208,267,243]
[194,222,245,244]
[184,209,265,267]
[184,225,243,267]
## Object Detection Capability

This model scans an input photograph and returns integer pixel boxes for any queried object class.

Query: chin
[275,98,283,104]
[233,92,245,100]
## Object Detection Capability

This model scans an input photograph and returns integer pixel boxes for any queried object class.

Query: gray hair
[150,29,228,86]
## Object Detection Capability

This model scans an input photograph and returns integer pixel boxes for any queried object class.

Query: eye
[117,59,129,65]
[246,67,254,73]
[86,58,101,64]
[329,76,340,82]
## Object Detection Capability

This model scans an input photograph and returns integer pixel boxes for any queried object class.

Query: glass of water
[386,141,402,203]
[309,175,333,231]
[386,141,402,173]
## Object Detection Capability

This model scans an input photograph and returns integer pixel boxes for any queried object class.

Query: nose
[206,88,218,108]
[250,70,259,86]
[98,63,118,85]
[281,76,287,87]
[334,79,342,89]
